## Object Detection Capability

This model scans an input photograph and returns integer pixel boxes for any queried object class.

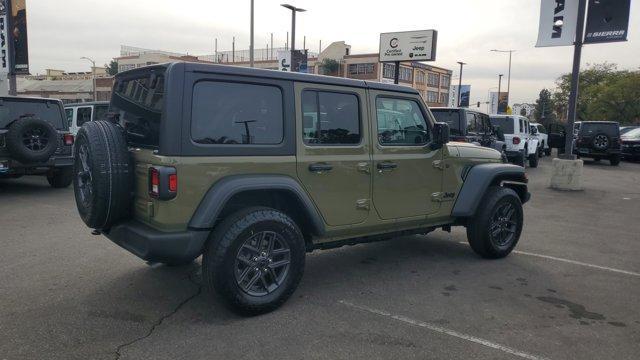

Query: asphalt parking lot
[1,156,639,360]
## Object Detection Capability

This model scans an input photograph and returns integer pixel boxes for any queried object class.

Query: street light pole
[249,0,254,67]
[281,4,306,72]
[81,57,96,101]
[491,49,515,107]
[456,61,466,107]
[497,74,503,113]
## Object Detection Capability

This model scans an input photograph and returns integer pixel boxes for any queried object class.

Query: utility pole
[562,0,587,159]
[281,4,306,72]
[319,40,322,55]
[456,61,466,107]
[232,37,235,63]
[81,57,97,101]
[497,74,503,113]
[490,49,515,107]
[214,38,218,63]
[270,33,274,60]
[249,0,255,67]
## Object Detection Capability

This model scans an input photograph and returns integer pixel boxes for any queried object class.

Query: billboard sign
[7,0,28,74]
[449,85,471,107]
[489,92,509,114]
[584,0,631,44]
[0,1,8,74]
[536,0,579,47]
[277,50,291,72]
[379,30,437,62]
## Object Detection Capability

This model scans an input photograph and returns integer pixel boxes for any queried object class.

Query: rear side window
[302,90,360,145]
[112,71,165,148]
[191,81,284,145]
[65,108,73,128]
[431,109,461,136]
[77,107,92,127]
[0,99,65,129]
[490,117,515,134]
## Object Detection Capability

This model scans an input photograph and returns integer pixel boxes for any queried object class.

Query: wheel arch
[452,163,529,218]
[188,175,326,241]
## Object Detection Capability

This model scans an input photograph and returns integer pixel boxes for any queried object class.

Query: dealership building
[114,42,453,107]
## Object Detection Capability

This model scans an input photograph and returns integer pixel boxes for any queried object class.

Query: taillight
[512,137,521,145]
[63,133,74,146]
[148,166,177,200]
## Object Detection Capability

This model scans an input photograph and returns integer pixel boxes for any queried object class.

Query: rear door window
[302,90,360,145]
[76,107,92,127]
[191,81,284,145]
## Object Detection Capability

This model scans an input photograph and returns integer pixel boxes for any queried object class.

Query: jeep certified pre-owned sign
[584,0,631,44]
[379,30,437,62]
[536,0,579,47]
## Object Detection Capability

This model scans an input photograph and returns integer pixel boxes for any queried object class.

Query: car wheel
[592,133,610,151]
[514,151,526,167]
[610,154,620,166]
[202,207,305,315]
[529,151,539,168]
[47,167,74,188]
[466,186,523,259]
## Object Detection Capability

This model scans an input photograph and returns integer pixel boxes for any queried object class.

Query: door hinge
[432,160,449,170]
[356,199,370,210]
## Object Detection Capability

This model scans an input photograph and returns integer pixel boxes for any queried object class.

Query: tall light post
[81,57,97,101]
[490,49,515,107]
[497,74,504,114]
[281,4,306,72]
[249,0,254,67]
[456,61,466,107]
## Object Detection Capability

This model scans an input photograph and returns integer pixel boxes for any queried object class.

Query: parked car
[530,122,550,156]
[621,127,640,161]
[72,63,530,315]
[0,96,75,187]
[620,126,640,136]
[64,101,110,135]
[489,115,540,168]
[574,121,621,166]
[431,107,506,153]
[547,122,568,153]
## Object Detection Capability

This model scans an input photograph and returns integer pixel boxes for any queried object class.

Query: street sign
[584,0,630,44]
[535,0,579,47]
[379,30,437,62]
[277,50,291,72]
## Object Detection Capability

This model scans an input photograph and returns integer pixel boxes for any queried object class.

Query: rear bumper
[103,220,209,264]
[576,149,621,157]
[0,155,73,175]
[504,150,524,160]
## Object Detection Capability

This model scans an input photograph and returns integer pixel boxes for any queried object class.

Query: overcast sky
[27,0,639,105]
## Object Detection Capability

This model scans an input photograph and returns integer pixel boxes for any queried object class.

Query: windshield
[489,117,515,134]
[0,98,66,129]
[431,109,461,135]
[622,128,640,139]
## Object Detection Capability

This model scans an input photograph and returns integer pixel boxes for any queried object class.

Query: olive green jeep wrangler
[73,63,530,315]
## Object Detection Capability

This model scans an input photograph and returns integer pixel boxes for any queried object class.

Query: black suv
[431,107,505,152]
[0,97,75,187]
[574,121,621,166]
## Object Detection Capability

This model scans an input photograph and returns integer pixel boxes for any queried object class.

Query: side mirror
[431,122,450,150]
[494,126,506,141]
[531,127,538,135]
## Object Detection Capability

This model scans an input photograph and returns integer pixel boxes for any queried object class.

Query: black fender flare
[188,175,325,235]
[451,163,528,217]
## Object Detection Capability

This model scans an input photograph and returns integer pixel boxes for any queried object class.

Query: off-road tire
[5,117,59,163]
[466,186,523,259]
[47,167,74,188]
[203,207,305,316]
[529,151,539,168]
[73,121,132,229]
[592,133,610,151]
[609,154,620,166]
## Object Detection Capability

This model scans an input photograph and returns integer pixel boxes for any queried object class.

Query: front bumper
[102,220,210,264]
[622,145,640,158]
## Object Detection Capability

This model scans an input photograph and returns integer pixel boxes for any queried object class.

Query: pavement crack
[114,270,202,360]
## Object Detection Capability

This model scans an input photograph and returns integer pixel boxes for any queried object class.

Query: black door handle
[309,163,333,172]
[377,162,398,170]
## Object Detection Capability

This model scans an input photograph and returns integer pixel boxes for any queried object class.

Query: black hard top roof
[64,101,110,107]
[117,62,420,95]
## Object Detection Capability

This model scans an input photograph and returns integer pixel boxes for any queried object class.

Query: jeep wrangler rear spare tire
[592,133,610,151]
[73,121,132,230]
[203,207,305,316]
[466,186,523,259]
[5,117,59,163]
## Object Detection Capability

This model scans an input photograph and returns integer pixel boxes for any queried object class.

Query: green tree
[319,59,340,75]
[534,89,555,125]
[588,71,640,125]
[105,59,118,76]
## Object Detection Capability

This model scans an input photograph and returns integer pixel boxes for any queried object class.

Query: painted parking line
[339,300,550,360]
[457,242,640,278]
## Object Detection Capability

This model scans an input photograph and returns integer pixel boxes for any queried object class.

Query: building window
[427,91,438,103]
[348,63,375,75]
[399,67,412,82]
[302,90,360,145]
[416,71,426,84]
[118,64,135,72]
[441,75,450,88]
[427,73,440,87]
[440,93,449,104]
[383,64,411,81]
[383,63,396,79]
[307,65,315,74]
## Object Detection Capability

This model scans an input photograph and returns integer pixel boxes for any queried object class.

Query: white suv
[530,122,550,156]
[490,115,539,168]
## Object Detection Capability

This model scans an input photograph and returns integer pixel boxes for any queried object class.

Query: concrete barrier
[550,158,584,191]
